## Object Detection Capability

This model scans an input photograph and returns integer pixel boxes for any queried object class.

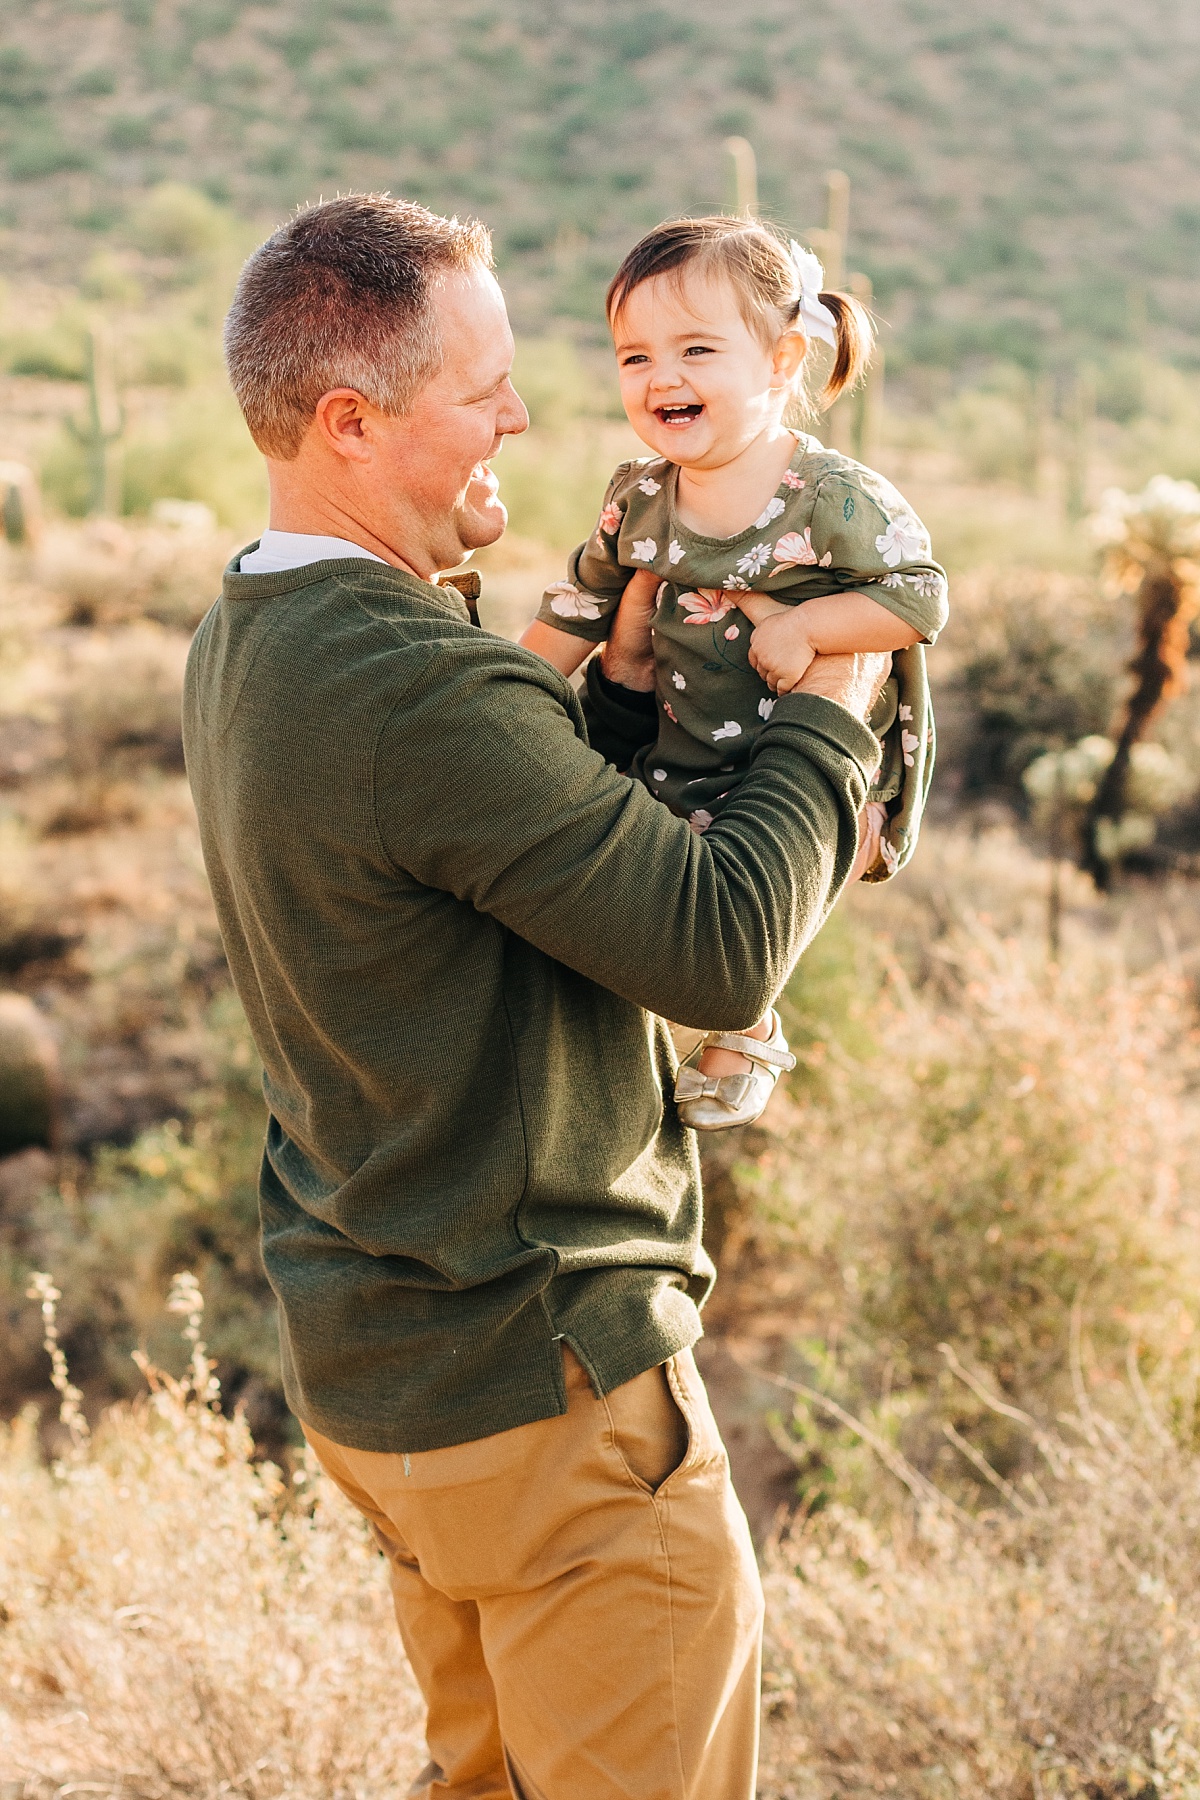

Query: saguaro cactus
[67,317,124,516]
[1083,477,1200,887]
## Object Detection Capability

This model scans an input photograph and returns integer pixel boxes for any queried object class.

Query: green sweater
[182,555,878,1453]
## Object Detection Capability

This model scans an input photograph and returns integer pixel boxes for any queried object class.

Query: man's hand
[793,650,892,724]
[600,569,661,693]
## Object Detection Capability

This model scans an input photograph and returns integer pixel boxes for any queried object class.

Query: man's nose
[498,381,530,437]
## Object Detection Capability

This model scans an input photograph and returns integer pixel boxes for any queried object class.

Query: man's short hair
[224,193,493,460]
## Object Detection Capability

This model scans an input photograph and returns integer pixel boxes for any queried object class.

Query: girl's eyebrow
[615,328,730,352]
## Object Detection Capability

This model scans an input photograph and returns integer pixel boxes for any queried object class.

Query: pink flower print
[689,809,714,834]
[781,470,806,491]
[663,700,679,724]
[772,529,819,569]
[597,502,622,538]
[901,730,919,767]
[724,623,740,640]
[678,588,735,625]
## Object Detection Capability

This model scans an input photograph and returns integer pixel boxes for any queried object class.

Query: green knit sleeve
[374,637,879,1031]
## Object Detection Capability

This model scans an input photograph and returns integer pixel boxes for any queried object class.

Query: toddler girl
[520,216,947,1131]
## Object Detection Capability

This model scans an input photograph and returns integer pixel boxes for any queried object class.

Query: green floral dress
[535,433,948,880]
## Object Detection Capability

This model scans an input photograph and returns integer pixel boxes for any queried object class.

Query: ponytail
[815,289,875,408]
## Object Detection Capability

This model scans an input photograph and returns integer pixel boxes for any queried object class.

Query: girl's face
[611,268,806,470]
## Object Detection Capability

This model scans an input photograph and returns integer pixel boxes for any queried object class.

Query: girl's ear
[772,326,808,387]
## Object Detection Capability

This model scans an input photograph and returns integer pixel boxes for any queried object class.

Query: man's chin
[458,496,509,553]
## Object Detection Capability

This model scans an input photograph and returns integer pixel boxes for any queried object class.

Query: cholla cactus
[1082,477,1200,885]
[1026,734,1192,856]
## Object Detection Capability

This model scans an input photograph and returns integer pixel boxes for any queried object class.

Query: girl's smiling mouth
[655,403,705,426]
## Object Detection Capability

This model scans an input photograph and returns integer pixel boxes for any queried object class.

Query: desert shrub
[58,624,189,773]
[40,378,265,530]
[728,883,1200,1514]
[0,1295,425,1794]
[0,996,277,1430]
[125,181,232,261]
[934,568,1123,801]
[941,386,1032,484]
[760,1366,1200,1799]
[36,518,232,630]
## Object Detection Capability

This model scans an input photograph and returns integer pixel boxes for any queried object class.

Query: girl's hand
[600,569,661,692]
[747,607,819,694]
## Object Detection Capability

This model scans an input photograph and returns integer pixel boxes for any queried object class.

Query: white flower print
[546,581,602,620]
[689,809,714,834]
[758,696,776,720]
[637,476,662,495]
[722,574,750,591]
[879,837,900,875]
[908,571,945,600]
[901,730,920,767]
[652,768,668,782]
[712,720,742,742]
[754,496,786,530]
[671,670,686,689]
[597,501,622,537]
[781,470,806,491]
[736,541,773,577]
[878,572,905,589]
[668,539,685,565]
[875,515,930,567]
[631,537,657,563]
[898,703,913,722]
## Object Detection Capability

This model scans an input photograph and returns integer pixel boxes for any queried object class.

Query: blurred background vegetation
[10,2,1200,1794]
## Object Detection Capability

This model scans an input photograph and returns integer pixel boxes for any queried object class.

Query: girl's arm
[739,591,921,695]
[521,570,662,685]
[519,618,595,677]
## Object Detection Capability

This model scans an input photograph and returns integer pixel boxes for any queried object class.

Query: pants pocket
[603,1358,691,1496]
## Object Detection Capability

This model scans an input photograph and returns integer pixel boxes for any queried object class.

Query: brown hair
[605,215,874,412]
[225,193,493,459]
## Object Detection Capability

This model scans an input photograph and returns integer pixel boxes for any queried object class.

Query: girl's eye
[683,345,714,357]
[621,353,649,366]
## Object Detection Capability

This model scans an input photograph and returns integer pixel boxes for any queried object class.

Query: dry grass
[758,1351,1200,1799]
[0,1293,425,1799]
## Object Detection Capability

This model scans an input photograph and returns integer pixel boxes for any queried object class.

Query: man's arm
[375,639,884,1031]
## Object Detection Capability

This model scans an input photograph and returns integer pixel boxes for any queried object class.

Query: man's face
[373,266,529,573]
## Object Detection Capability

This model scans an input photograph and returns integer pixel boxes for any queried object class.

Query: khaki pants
[303,1346,764,1799]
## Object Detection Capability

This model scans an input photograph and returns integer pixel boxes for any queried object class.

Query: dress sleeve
[807,471,949,644]
[533,462,638,644]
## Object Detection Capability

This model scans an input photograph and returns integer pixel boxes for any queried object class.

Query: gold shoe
[673,1010,796,1132]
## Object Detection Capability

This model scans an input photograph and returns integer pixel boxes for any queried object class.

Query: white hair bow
[789,239,839,348]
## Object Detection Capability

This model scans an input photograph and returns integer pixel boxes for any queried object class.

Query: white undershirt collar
[238,529,389,575]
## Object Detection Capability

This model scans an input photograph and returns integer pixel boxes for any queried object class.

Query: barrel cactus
[0,993,59,1158]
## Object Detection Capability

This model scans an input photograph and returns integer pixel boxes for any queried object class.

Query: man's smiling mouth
[655,404,704,426]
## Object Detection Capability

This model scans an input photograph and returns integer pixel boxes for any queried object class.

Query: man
[183,192,887,1800]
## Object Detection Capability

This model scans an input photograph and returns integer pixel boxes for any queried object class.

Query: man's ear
[312,389,375,463]
[772,328,808,387]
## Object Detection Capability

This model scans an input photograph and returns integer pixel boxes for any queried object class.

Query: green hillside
[1,0,1199,373]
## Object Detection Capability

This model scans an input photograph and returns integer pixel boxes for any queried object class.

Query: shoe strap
[702,1031,796,1072]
